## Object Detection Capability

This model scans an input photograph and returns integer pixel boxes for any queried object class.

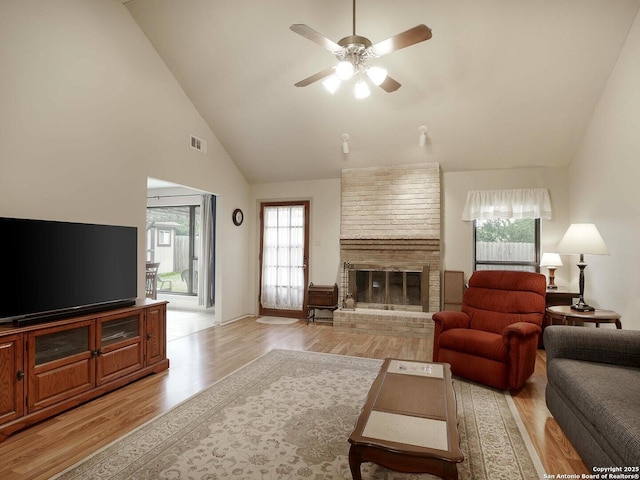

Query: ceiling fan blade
[290,24,342,54]
[294,66,335,87]
[378,75,401,93]
[369,24,432,57]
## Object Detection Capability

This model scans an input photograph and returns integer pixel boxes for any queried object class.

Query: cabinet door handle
[91,349,103,357]
[16,370,24,381]
[147,333,153,340]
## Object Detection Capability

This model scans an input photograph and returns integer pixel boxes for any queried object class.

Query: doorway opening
[147,178,217,339]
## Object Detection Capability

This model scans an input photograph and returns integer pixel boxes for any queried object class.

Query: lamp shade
[322,75,340,94]
[556,224,609,255]
[366,66,387,86]
[354,79,370,99]
[540,252,563,267]
[336,61,354,80]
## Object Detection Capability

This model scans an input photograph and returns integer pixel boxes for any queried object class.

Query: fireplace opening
[347,264,429,312]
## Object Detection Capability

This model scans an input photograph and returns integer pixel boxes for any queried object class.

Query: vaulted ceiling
[125,0,640,184]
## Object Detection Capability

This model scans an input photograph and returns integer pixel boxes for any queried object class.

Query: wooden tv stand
[0,299,168,443]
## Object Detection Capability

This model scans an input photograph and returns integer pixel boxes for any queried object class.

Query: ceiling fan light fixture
[354,79,370,99]
[322,75,341,94]
[366,66,387,86]
[336,60,354,80]
[291,1,433,96]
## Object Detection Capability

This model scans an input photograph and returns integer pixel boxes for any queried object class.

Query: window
[474,218,540,272]
[158,229,171,246]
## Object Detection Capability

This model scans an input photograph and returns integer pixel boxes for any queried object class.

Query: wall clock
[232,208,244,226]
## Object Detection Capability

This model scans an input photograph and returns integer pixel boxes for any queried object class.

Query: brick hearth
[334,309,434,338]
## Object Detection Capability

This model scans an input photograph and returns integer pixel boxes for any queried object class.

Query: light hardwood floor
[0,314,588,479]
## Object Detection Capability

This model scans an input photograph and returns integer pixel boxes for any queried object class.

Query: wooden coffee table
[348,359,463,480]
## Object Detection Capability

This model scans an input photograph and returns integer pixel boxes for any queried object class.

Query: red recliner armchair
[432,270,547,390]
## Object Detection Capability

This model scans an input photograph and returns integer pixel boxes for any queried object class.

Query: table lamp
[540,252,562,289]
[556,223,609,311]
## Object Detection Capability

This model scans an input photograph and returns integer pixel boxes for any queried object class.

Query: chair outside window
[145,262,160,299]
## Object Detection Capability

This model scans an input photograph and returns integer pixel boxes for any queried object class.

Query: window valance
[461,188,552,221]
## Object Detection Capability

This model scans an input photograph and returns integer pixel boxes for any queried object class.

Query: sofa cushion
[438,328,507,362]
[548,358,640,465]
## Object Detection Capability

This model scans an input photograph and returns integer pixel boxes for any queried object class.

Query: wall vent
[190,135,207,153]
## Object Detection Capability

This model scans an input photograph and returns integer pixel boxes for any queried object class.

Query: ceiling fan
[290,0,432,98]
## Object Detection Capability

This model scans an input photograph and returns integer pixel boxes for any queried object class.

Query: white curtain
[261,205,305,310]
[461,188,552,221]
[198,194,215,309]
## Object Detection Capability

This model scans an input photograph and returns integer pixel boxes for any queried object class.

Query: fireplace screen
[349,264,429,312]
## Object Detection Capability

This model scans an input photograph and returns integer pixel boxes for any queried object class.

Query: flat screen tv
[0,217,137,327]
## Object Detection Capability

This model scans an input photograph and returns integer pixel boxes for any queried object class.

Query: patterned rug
[53,350,544,480]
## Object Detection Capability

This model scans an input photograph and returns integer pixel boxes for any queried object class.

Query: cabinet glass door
[35,326,90,365]
[101,315,139,346]
[97,313,143,386]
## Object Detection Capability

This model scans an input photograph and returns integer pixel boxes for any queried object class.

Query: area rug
[256,316,299,325]
[53,350,544,480]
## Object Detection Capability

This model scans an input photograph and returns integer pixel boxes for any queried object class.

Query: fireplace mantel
[340,238,440,246]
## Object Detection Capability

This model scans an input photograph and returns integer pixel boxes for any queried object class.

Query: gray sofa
[544,326,640,470]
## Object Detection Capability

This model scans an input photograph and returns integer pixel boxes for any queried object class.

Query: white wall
[251,170,572,313]
[249,179,341,312]
[442,167,571,287]
[567,10,640,330]
[4,1,634,327]
[0,1,251,323]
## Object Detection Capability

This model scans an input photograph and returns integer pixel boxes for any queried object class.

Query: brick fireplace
[345,261,429,312]
[334,163,441,337]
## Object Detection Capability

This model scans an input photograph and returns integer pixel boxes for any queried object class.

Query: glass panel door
[146,205,200,295]
[259,201,309,317]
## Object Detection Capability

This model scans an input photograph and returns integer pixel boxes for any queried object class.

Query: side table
[545,305,622,330]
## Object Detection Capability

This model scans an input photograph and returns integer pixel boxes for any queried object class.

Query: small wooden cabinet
[545,288,578,308]
[0,300,168,443]
[307,283,338,323]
